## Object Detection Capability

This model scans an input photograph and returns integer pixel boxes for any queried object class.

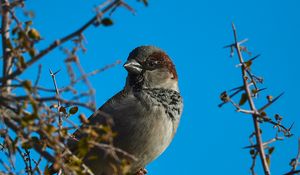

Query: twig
[218,87,243,107]
[17,147,32,175]
[250,151,258,175]
[244,137,282,149]
[6,0,24,9]
[34,64,42,87]
[74,58,96,107]
[232,23,270,175]
[90,141,137,161]
[25,149,33,175]
[64,60,121,94]
[0,158,11,172]
[84,60,121,77]
[237,108,256,115]
[49,69,63,133]
[1,95,95,111]
[2,59,120,95]
[32,156,42,175]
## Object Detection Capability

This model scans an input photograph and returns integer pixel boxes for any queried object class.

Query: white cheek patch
[163,77,179,91]
[143,70,179,91]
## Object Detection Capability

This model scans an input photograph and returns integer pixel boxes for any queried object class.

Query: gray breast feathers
[135,88,183,121]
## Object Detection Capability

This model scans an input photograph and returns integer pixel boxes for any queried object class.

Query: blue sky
[3,0,300,174]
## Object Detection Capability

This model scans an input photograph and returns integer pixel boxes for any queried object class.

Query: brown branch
[6,0,24,9]
[1,0,13,93]
[232,23,270,175]
[16,147,32,175]
[63,59,121,96]
[0,0,122,82]
[250,151,258,175]
[25,149,33,175]
[74,58,96,107]
[0,158,12,173]
[32,156,42,175]
[244,137,283,149]
[34,64,42,87]
[218,86,244,107]
[49,69,63,133]
[2,95,95,111]
[90,141,137,162]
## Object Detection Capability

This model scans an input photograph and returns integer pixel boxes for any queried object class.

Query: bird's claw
[135,168,148,175]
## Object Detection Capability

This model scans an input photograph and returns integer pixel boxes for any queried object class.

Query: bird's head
[124,46,179,92]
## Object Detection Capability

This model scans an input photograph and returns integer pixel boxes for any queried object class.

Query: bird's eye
[145,57,164,70]
[146,60,157,69]
[148,61,156,67]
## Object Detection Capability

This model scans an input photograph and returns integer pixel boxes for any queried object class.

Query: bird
[62,46,183,175]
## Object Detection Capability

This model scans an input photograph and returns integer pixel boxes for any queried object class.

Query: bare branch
[90,141,137,161]
[32,156,42,175]
[232,23,270,175]
[250,151,258,175]
[1,0,13,92]
[237,108,256,115]
[34,64,42,87]
[49,69,63,134]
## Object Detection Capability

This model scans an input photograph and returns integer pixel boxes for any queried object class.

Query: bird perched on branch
[56,46,183,175]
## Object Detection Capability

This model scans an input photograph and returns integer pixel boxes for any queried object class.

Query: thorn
[258,92,285,113]
[49,68,53,75]
[53,69,61,75]
[223,43,234,49]
[235,63,243,67]
[49,68,61,76]
[229,85,244,92]
[224,39,249,49]
[243,145,256,149]
[257,88,267,93]
[238,38,249,45]
[288,122,295,131]
[231,22,236,31]
[248,54,261,62]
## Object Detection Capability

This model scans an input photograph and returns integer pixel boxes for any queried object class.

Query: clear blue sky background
[3,0,300,174]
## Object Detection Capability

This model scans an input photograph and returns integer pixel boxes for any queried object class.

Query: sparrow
[65,46,183,175]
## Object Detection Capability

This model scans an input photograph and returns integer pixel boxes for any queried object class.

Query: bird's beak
[123,59,142,74]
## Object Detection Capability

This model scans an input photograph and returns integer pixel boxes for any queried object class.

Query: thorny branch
[233,23,270,175]
[49,69,63,136]
[219,23,294,175]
